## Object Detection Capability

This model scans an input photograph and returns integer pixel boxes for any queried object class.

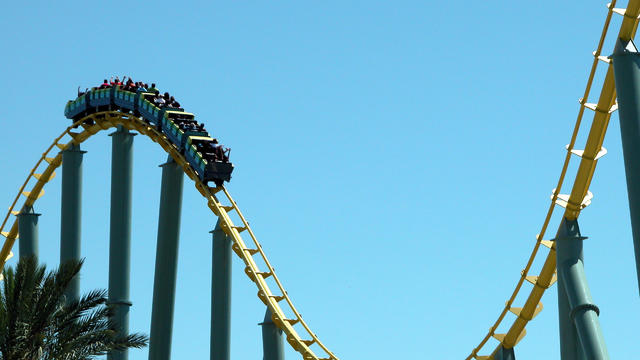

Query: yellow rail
[467,1,640,359]
[0,112,338,360]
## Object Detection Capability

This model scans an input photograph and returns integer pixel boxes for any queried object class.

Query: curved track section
[0,111,338,360]
[466,1,640,359]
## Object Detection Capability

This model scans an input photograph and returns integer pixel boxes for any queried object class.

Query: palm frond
[0,257,148,359]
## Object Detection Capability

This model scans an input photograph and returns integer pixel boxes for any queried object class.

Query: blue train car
[184,136,233,186]
[113,87,137,109]
[184,136,207,174]
[161,111,200,149]
[64,93,88,119]
[88,88,112,107]
[163,120,182,148]
[137,93,161,126]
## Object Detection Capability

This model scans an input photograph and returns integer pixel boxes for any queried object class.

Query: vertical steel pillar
[60,143,85,302]
[555,218,608,360]
[611,38,640,294]
[148,156,184,360]
[260,308,284,360]
[108,125,135,360]
[17,205,40,260]
[557,272,580,360]
[494,346,515,360]
[211,220,231,360]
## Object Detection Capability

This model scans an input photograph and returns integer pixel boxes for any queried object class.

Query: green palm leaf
[0,257,148,360]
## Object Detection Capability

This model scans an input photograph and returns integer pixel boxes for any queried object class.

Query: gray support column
[260,308,284,360]
[555,218,608,360]
[148,156,184,360]
[60,143,86,302]
[108,126,135,360]
[494,346,515,360]
[557,274,580,360]
[211,220,232,360]
[18,205,40,260]
[612,38,640,294]
[556,216,581,360]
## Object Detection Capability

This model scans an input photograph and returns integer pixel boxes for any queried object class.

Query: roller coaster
[4,1,640,360]
[1,89,340,358]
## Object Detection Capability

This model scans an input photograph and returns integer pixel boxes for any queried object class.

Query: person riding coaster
[210,139,230,162]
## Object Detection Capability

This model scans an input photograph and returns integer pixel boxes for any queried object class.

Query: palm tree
[0,257,147,359]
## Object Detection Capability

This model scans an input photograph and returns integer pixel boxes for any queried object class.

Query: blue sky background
[1,1,640,359]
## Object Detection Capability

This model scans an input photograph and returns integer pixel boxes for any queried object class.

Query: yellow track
[467,1,640,359]
[0,112,338,360]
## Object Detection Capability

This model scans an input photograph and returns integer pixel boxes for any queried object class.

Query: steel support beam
[558,272,580,360]
[149,156,184,360]
[494,346,515,360]
[60,143,85,302]
[211,220,231,360]
[555,218,608,360]
[611,38,640,295]
[17,205,40,260]
[260,308,284,360]
[108,126,135,360]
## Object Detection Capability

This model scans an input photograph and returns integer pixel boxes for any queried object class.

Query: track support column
[149,156,184,360]
[60,143,86,302]
[211,220,232,360]
[611,38,640,294]
[18,205,40,260]
[493,346,515,360]
[558,270,581,360]
[260,308,284,360]
[555,218,608,360]
[108,125,135,360]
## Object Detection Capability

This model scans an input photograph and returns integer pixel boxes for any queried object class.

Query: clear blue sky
[1,1,639,359]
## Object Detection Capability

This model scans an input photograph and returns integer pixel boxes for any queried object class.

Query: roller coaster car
[113,87,136,109]
[137,93,161,125]
[64,93,88,120]
[207,161,234,187]
[161,111,199,147]
[88,88,112,108]
[64,86,234,186]
[185,136,234,186]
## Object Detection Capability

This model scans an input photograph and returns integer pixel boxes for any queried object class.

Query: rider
[211,139,229,162]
